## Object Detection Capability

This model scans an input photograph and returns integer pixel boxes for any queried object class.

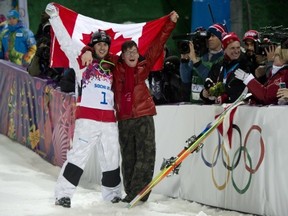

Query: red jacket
[247,66,288,105]
[114,18,176,121]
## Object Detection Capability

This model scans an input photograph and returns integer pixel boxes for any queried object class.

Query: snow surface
[0,134,253,216]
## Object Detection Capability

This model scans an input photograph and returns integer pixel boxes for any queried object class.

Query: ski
[126,87,250,208]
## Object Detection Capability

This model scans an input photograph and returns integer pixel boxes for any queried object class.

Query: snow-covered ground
[0,134,253,216]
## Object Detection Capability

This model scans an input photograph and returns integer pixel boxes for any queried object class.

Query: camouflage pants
[118,116,156,201]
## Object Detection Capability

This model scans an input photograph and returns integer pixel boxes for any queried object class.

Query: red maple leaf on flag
[105,28,132,54]
[50,3,168,71]
[80,32,93,46]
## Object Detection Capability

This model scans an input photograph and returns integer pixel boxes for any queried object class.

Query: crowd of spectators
[0,9,75,93]
[177,25,288,106]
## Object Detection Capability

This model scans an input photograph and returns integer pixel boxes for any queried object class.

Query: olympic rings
[243,125,265,174]
[212,143,230,190]
[201,128,221,167]
[231,146,252,194]
[200,123,265,194]
[222,124,242,171]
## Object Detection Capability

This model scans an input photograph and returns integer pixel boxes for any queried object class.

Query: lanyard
[223,63,239,79]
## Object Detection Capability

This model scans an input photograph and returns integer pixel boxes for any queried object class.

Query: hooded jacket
[1,21,36,66]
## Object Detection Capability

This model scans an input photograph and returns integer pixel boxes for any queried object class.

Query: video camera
[36,36,51,62]
[256,25,288,55]
[173,28,210,56]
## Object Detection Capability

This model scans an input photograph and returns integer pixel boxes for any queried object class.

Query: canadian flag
[50,3,168,71]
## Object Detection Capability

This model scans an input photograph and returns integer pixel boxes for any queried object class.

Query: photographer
[179,23,227,103]
[28,11,65,85]
[235,42,288,105]
[149,55,182,104]
[27,36,63,83]
[242,30,275,84]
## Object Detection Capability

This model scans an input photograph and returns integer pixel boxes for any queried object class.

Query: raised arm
[45,3,84,79]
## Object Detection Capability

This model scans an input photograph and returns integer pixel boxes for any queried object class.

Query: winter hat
[7,10,19,19]
[0,14,6,23]
[207,23,227,41]
[222,32,240,50]
[243,30,259,42]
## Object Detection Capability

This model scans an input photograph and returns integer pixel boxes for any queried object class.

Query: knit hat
[7,10,19,19]
[243,30,259,42]
[90,30,111,47]
[222,32,240,50]
[0,14,6,23]
[207,23,227,41]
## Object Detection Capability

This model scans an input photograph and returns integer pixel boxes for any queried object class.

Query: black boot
[55,197,71,208]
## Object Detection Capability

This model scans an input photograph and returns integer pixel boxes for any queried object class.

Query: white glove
[235,68,249,81]
[45,3,59,18]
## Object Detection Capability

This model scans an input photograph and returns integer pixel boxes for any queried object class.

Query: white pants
[54,119,122,201]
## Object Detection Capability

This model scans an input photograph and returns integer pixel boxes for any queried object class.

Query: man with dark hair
[112,11,178,203]
[242,30,268,83]
[46,4,122,207]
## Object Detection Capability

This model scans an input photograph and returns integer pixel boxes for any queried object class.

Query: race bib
[191,84,204,101]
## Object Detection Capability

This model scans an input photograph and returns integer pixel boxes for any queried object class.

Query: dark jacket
[201,52,250,104]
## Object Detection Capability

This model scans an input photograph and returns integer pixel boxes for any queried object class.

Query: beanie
[207,23,227,41]
[222,32,240,50]
[90,30,111,47]
[0,14,6,23]
[243,30,259,42]
[7,10,19,19]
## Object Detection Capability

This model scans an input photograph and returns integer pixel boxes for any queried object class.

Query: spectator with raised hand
[242,30,277,84]
[180,23,227,103]
[1,10,36,67]
[45,3,122,208]
[113,11,179,203]
[235,43,288,105]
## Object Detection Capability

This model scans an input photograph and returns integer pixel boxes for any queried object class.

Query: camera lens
[177,40,190,54]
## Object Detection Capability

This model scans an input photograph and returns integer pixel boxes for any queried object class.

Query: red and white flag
[216,106,239,149]
[50,3,169,71]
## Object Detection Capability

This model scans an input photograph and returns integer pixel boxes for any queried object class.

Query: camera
[36,36,51,61]
[173,28,210,56]
[256,25,288,55]
[255,41,275,56]
[177,40,190,54]
[37,45,50,60]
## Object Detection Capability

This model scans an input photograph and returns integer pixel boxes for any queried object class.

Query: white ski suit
[49,13,121,201]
